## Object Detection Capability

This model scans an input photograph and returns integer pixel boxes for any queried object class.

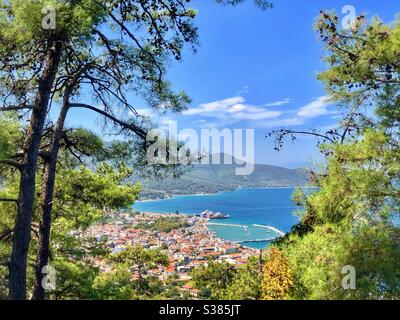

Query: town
[83,211,258,297]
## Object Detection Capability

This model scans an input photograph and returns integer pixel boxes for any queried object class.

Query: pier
[207,222,247,228]
[232,238,277,244]
[207,222,286,237]
[251,224,286,236]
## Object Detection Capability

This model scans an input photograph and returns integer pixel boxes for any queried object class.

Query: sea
[133,188,302,249]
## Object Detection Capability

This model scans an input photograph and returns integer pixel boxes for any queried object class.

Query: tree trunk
[31,87,71,300]
[8,41,63,300]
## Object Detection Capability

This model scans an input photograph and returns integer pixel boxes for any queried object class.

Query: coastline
[86,211,261,284]
[137,192,217,202]
[137,185,311,202]
[135,210,284,250]
[133,188,301,249]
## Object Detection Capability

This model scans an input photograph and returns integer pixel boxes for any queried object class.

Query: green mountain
[136,159,309,200]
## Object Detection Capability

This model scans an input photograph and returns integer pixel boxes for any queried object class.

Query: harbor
[133,188,299,249]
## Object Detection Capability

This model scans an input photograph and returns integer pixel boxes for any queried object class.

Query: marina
[134,188,299,249]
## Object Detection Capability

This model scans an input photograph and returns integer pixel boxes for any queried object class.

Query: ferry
[199,210,230,219]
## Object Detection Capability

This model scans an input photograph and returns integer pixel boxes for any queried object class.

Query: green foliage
[0,128,142,299]
[92,267,136,300]
[0,115,21,298]
[315,12,400,133]
[223,257,263,300]
[273,12,400,300]
[191,257,264,300]
[53,163,140,230]
[191,261,237,300]
[47,259,100,300]
[307,130,399,224]
[281,111,400,300]
[135,216,189,233]
[105,246,169,298]
[284,222,400,300]
[0,114,21,162]
[3,0,105,42]
[110,246,169,275]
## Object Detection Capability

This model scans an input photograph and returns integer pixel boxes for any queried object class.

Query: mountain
[135,157,309,200]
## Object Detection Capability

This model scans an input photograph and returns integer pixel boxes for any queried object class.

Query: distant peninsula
[136,162,309,200]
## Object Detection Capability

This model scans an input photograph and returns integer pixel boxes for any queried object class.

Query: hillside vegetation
[137,162,308,199]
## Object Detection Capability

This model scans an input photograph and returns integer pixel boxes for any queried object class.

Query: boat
[199,210,230,219]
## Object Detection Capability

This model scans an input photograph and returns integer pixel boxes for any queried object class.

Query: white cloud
[264,98,292,107]
[259,117,306,128]
[297,96,334,118]
[183,97,245,116]
[232,110,282,121]
[182,96,282,122]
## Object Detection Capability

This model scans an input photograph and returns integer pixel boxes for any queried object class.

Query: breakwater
[207,222,286,237]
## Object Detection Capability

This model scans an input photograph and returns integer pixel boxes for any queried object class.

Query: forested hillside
[137,160,308,199]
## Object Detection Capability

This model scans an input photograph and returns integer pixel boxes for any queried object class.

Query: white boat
[200,210,230,219]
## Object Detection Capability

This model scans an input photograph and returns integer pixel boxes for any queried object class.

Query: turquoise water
[133,188,301,249]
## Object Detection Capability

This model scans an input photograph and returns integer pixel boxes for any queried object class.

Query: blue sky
[66,0,400,168]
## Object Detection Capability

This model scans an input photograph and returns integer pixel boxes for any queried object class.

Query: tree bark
[8,41,63,300]
[31,87,72,300]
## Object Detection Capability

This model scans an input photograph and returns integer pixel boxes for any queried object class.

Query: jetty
[207,222,286,237]
[207,222,247,228]
[252,224,286,236]
[232,238,277,244]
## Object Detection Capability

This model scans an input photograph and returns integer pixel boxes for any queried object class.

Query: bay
[133,188,301,249]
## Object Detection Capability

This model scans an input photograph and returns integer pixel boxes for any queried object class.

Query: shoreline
[137,185,314,203]
[134,188,298,249]
[132,211,261,252]
[136,211,283,250]
[87,211,261,278]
